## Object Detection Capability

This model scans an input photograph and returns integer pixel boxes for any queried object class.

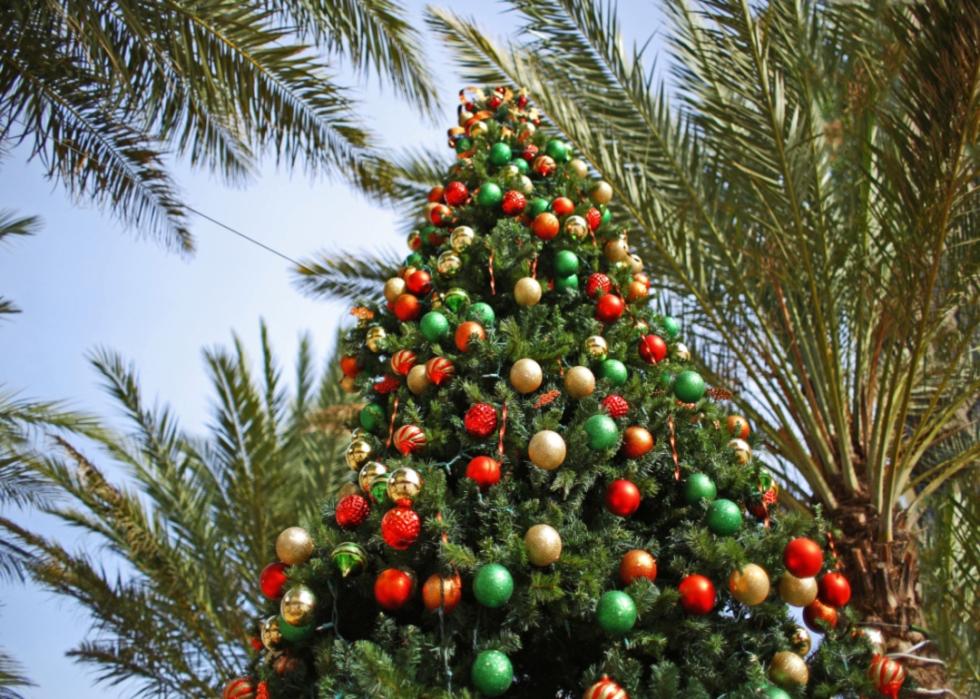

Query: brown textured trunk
[831,497,948,692]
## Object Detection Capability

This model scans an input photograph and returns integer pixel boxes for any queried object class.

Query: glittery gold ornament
[450,225,475,252]
[769,651,809,687]
[604,236,630,263]
[673,343,691,361]
[569,158,589,178]
[358,461,388,494]
[728,438,752,464]
[275,526,313,565]
[407,364,431,395]
[437,251,462,276]
[280,584,316,626]
[728,563,770,606]
[791,626,812,655]
[498,164,520,181]
[384,277,406,303]
[583,335,608,360]
[524,523,562,566]
[528,430,566,470]
[386,466,423,504]
[345,438,373,470]
[510,358,543,394]
[591,180,613,205]
[514,277,542,307]
[366,326,386,353]
[516,175,534,195]
[778,573,818,607]
[468,120,488,137]
[260,615,284,651]
[564,215,589,240]
[564,365,596,399]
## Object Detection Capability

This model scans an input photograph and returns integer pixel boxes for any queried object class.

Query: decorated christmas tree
[225,88,907,699]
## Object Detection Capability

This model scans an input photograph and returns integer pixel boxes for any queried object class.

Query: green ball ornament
[528,197,550,217]
[420,311,450,342]
[467,302,496,327]
[601,206,612,225]
[278,616,314,643]
[706,498,743,536]
[489,142,513,166]
[673,370,706,403]
[762,685,792,699]
[512,157,529,174]
[596,590,637,634]
[554,250,580,276]
[330,542,367,578]
[455,136,472,153]
[404,252,424,268]
[477,182,503,207]
[683,473,717,504]
[555,274,579,292]
[359,403,385,432]
[598,359,628,386]
[662,315,681,339]
[584,414,619,450]
[443,287,471,312]
[471,650,513,697]
[473,563,514,608]
[545,139,570,162]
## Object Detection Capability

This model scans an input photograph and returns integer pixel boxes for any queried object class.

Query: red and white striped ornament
[583,675,628,699]
[223,677,256,699]
[390,349,417,376]
[425,357,455,385]
[868,654,906,699]
[393,424,427,456]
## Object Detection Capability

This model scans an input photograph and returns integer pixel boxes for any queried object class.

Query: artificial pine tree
[226,88,901,699]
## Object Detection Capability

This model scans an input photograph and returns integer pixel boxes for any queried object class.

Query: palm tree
[0,1,435,251]
[0,323,355,696]
[298,0,978,688]
[0,211,40,317]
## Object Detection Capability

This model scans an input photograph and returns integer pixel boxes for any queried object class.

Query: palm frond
[0,645,32,698]
[294,247,402,301]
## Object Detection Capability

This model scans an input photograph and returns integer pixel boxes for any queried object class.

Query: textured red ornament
[531,212,560,240]
[373,375,400,395]
[455,321,486,352]
[501,190,527,216]
[586,207,602,231]
[336,494,371,529]
[600,394,629,418]
[551,196,575,216]
[679,574,716,614]
[393,293,422,321]
[393,424,427,456]
[223,677,256,699]
[803,598,839,631]
[444,180,469,206]
[595,294,625,323]
[425,357,455,385]
[784,537,824,578]
[584,674,629,699]
[422,572,462,612]
[259,561,289,600]
[465,455,501,488]
[638,334,668,363]
[390,349,417,376]
[340,355,360,378]
[427,186,444,203]
[464,403,498,438]
[374,568,414,610]
[521,144,539,162]
[406,270,432,295]
[381,505,421,549]
[818,571,852,607]
[868,654,906,699]
[255,682,269,699]
[586,272,612,298]
[605,479,641,517]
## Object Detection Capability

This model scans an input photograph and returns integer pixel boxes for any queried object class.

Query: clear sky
[0,2,666,696]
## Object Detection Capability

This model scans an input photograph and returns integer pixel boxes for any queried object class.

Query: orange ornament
[393,293,422,321]
[551,196,575,216]
[455,321,486,351]
[803,598,839,631]
[619,549,657,585]
[726,415,750,439]
[427,185,445,202]
[422,573,462,613]
[531,212,560,240]
[621,426,654,459]
[626,280,648,302]
[340,355,360,378]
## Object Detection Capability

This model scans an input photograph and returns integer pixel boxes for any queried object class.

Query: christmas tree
[226,88,904,699]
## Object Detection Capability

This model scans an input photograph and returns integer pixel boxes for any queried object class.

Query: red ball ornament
[223,677,257,699]
[249,635,263,652]
[521,144,539,162]
[595,294,625,323]
[336,494,370,529]
[425,356,455,385]
[679,574,716,614]
[444,180,469,206]
[464,403,498,438]
[455,320,486,351]
[551,196,575,216]
[373,374,400,395]
[428,203,453,226]
[465,455,501,489]
[803,598,839,631]
[393,424,427,456]
[393,293,422,321]
[340,355,360,378]
[869,654,906,699]
[605,479,641,517]
[638,334,668,363]
[427,185,444,203]
[259,562,288,600]
[600,394,629,418]
[390,349,417,376]
[818,571,852,608]
[586,272,612,298]
[406,270,432,295]
[374,568,414,611]
[586,207,602,231]
[502,190,527,216]
[381,505,421,550]
[584,675,629,699]
[784,537,824,578]
[532,212,560,240]
[621,425,654,459]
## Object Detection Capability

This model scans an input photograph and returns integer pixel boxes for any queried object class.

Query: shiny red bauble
[678,574,716,614]
[551,196,575,216]
[784,537,824,578]
[638,334,668,363]
[605,479,641,517]
[381,505,421,550]
[586,272,612,298]
[531,212,560,240]
[393,293,422,321]
[455,320,486,351]
[803,598,839,631]
[464,403,498,438]
[340,355,360,378]
[600,394,629,418]
[373,375,400,395]
[427,186,444,203]
[501,190,527,216]
[428,203,452,226]
[818,571,852,607]
[374,568,414,611]
[444,180,469,206]
[621,426,654,459]
[586,207,602,231]
[465,455,501,489]
[595,294,625,323]
[336,494,370,529]
[406,269,432,295]
[259,562,289,600]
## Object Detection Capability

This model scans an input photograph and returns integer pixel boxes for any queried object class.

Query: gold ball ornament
[514,277,542,307]
[345,438,373,470]
[280,584,317,626]
[728,438,752,464]
[778,572,818,607]
[437,251,462,276]
[525,524,562,566]
[468,120,488,137]
[584,335,608,360]
[769,651,809,688]
[569,158,589,178]
[387,466,423,504]
[629,253,644,273]
[366,326,386,353]
[564,215,589,240]
[260,615,284,651]
[339,376,357,393]
[604,236,630,263]
[450,225,475,252]
[406,364,431,395]
[528,429,567,470]
[516,175,534,195]
[728,563,771,606]
[510,358,543,394]
[384,277,406,303]
[673,343,691,361]
[564,365,596,399]
[499,164,520,181]
[276,526,314,565]
[358,461,388,494]
[791,626,812,655]
[591,180,614,205]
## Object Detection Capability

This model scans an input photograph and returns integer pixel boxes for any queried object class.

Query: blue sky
[0,2,665,695]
